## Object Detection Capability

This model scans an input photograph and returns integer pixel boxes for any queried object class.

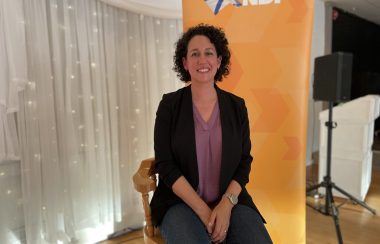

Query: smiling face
[182,35,222,84]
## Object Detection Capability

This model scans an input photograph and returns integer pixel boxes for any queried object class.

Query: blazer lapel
[216,85,234,193]
[180,85,199,188]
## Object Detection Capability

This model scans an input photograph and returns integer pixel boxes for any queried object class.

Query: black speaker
[313,52,353,102]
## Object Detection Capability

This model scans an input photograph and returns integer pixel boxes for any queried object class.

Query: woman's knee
[227,205,272,244]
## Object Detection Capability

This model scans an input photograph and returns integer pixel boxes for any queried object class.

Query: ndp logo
[205,0,282,15]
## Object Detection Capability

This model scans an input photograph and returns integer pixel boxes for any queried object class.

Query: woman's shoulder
[160,86,191,109]
[216,86,245,106]
[159,85,189,107]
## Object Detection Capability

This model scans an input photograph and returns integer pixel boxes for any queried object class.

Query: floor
[306,161,380,244]
[101,158,380,244]
[99,230,144,244]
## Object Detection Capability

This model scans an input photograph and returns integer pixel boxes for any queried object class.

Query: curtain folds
[0,0,27,161]
[1,0,182,243]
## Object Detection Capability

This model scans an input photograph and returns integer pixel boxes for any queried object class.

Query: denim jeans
[160,203,272,244]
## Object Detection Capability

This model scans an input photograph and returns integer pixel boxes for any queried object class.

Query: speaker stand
[307,102,376,244]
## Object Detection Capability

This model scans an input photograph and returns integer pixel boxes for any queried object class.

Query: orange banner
[182,1,314,243]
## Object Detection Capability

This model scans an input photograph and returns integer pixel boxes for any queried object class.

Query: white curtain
[0,0,27,161]
[1,0,182,243]
[0,0,27,242]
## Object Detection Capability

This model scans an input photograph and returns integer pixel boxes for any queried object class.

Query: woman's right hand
[198,207,213,234]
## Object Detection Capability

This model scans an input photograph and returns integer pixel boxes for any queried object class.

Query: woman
[150,24,272,244]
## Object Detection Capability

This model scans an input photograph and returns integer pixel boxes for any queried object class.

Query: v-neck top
[193,101,222,205]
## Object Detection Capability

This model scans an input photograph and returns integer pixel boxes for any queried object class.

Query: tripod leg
[325,183,331,215]
[326,187,344,244]
[332,184,377,215]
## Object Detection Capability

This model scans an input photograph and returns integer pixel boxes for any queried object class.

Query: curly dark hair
[173,24,231,82]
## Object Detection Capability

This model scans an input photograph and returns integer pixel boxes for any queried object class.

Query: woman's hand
[209,197,233,243]
[197,206,213,234]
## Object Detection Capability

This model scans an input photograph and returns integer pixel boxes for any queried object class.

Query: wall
[306,0,327,166]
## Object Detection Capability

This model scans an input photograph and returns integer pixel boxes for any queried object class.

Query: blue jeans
[160,203,272,244]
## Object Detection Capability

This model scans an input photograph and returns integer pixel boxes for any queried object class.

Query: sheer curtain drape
[1,0,182,243]
[0,0,27,243]
[0,0,27,161]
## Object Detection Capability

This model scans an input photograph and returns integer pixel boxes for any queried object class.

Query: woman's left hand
[209,197,233,243]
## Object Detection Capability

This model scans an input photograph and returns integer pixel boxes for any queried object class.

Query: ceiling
[325,0,380,25]
[120,0,182,12]
[122,0,380,26]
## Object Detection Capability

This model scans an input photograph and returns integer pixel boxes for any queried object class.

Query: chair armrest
[133,157,156,193]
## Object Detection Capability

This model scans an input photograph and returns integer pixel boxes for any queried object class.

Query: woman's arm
[154,95,182,187]
[232,99,253,189]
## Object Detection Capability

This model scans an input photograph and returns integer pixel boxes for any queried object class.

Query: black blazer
[150,84,264,226]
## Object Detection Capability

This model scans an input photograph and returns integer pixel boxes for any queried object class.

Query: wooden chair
[133,158,164,244]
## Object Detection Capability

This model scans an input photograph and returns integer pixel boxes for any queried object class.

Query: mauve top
[193,101,222,205]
